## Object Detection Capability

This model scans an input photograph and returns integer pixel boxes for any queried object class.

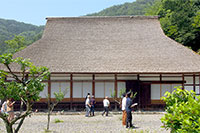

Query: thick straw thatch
[11,16,200,73]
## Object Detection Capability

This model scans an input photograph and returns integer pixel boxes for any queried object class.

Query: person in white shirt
[121,93,127,126]
[85,95,91,117]
[102,96,110,116]
[1,100,7,114]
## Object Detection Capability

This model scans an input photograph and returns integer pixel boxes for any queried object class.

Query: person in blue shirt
[125,92,133,128]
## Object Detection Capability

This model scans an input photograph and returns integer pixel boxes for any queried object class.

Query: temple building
[10,16,200,110]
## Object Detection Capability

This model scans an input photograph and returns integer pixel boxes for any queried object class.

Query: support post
[193,74,196,93]
[92,74,95,96]
[182,74,184,90]
[48,74,51,101]
[199,73,200,94]
[137,74,141,110]
[160,74,162,82]
[114,74,118,110]
[70,74,73,110]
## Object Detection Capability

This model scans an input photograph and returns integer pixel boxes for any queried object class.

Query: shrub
[161,87,200,133]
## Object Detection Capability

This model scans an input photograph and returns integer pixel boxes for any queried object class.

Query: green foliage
[46,88,68,131]
[130,92,137,100]
[5,35,26,54]
[145,0,200,51]
[145,0,161,16]
[0,53,49,101]
[0,18,44,54]
[110,88,126,98]
[54,88,68,102]
[193,11,200,29]
[161,87,200,132]
[0,53,49,133]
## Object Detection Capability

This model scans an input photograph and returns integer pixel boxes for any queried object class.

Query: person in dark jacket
[125,92,133,128]
[90,95,96,116]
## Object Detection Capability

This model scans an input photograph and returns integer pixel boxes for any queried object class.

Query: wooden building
[8,16,200,110]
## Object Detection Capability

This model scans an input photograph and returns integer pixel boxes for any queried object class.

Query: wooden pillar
[182,74,184,90]
[160,74,162,82]
[114,74,118,110]
[92,74,95,96]
[193,74,196,93]
[70,74,73,110]
[137,74,140,110]
[199,73,200,94]
[114,74,118,98]
[48,74,51,100]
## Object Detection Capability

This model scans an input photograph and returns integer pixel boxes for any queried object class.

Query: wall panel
[95,82,104,98]
[73,82,82,98]
[39,83,48,98]
[117,82,126,98]
[105,82,114,98]
[151,84,160,100]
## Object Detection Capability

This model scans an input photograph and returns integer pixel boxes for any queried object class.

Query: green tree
[46,88,68,132]
[0,54,49,133]
[145,0,200,51]
[110,88,137,109]
[161,87,200,132]
[4,35,26,54]
[0,18,44,54]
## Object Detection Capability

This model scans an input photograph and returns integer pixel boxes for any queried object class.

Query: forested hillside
[87,0,155,16]
[0,18,44,54]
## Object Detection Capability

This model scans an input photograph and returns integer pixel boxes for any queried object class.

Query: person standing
[85,93,90,100]
[90,95,96,116]
[1,100,7,114]
[121,93,127,126]
[125,92,133,128]
[7,98,15,122]
[102,96,110,116]
[85,95,91,117]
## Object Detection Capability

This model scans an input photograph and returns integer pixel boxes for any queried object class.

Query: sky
[0,0,135,26]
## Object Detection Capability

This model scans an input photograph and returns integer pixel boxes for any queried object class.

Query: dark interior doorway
[125,80,151,109]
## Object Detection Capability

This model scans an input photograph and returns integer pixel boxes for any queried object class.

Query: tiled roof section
[12,16,200,73]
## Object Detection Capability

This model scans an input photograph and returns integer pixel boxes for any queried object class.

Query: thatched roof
[12,16,200,73]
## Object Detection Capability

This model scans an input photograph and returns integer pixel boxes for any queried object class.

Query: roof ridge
[46,16,159,20]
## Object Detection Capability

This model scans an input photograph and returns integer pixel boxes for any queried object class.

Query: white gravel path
[0,113,170,133]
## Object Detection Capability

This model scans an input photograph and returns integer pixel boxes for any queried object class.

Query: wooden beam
[49,72,200,75]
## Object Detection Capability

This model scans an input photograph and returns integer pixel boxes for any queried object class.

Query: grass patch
[43,129,52,133]
[54,118,64,123]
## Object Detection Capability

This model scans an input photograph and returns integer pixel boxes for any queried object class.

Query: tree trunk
[47,108,50,131]
[47,96,51,131]
[15,117,25,133]
[6,123,13,133]
[20,101,23,114]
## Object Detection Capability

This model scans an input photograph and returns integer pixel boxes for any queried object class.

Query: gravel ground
[0,112,170,133]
